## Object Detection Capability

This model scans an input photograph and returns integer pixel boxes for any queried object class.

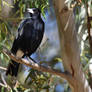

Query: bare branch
[2,47,74,83]
[0,83,7,87]
[0,82,11,91]
[0,66,7,71]
[1,73,11,90]
[0,17,22,21]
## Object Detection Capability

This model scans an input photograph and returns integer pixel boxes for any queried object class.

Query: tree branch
[2,47,73,83]
[0,66,7,71]
[0,73,11,90]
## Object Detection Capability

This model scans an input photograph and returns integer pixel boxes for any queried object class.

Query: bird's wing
[18,19,27,32]
[16,18,30,38]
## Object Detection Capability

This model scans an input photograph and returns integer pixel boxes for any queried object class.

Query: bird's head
[27,8,41,18]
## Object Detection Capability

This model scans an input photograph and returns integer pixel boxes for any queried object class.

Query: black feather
[6,8,44,76]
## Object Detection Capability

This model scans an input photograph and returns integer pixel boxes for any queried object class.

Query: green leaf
[24,89,31,92]
[1,87,5,92]
[1,53,4,60]
[2,1,14,8]
[83,61,90,71]
[43,85,50,89]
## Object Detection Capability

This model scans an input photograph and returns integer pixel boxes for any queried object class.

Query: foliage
[0,0,50,92]
[25,70,51,91]
[0,0,49,63]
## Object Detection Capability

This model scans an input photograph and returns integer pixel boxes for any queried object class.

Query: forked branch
[2,47,73,83]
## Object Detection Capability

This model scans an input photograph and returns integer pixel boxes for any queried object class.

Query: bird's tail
[6,60,20,76]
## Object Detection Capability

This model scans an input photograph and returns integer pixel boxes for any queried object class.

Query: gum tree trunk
[52,0,92,92]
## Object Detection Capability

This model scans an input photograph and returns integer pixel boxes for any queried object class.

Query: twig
[0,17,33,22]
[86,3,92,53]
[0,66,7,71]
[1,73,11,90]
[0,83,7,87]
[0,17,23,21]
[2,47,74,84]
[1,74,7,86]
[0,82,11,90]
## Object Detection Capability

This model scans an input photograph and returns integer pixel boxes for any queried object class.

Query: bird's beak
[27,8,34,14]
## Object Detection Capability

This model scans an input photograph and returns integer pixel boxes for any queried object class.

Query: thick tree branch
[2,47,74,83]
[52,0,92,91]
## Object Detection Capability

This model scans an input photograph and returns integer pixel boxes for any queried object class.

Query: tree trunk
[52,0,92,92]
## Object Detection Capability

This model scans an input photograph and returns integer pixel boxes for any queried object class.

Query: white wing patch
[27,8,34,14]
[16,49,24,58]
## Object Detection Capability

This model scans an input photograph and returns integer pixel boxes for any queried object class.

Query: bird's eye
[33,9,36,12]
[33,9,38,13]
[33,10,36,13]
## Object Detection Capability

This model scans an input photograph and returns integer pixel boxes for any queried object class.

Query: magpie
[6,8,44,76]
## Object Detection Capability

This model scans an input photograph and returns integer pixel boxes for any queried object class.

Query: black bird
[6,8,44,76]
